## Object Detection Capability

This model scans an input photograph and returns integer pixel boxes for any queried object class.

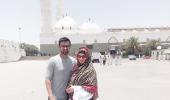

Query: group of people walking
[99,51,122,66]
[45,37,98,100]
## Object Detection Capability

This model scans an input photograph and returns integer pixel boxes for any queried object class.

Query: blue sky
[0,0,170,44]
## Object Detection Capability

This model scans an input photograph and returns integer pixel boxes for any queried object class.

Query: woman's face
[77,54,87,64]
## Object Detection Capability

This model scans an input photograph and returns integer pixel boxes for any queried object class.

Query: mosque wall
[40,42,113,56]
[40,44,57,56]
[93,43,110,52]
[40,31,170,56]
[40,43,86,56]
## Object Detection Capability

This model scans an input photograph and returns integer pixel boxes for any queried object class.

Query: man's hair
[58,37,71,46]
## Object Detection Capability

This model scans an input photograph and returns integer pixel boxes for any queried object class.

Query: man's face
[59,41,71,55]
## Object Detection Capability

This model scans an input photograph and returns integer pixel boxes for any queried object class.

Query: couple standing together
[45,37,98,100]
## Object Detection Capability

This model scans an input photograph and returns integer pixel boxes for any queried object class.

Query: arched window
[108,36,118,44]
[62,26,64,30]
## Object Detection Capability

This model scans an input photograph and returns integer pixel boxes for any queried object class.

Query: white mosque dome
[79,19,102,34]
[53,16,77,34]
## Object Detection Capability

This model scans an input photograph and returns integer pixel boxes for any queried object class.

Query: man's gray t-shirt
[45,54,76,100]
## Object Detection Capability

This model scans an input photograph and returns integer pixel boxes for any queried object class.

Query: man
[45,37,76,100]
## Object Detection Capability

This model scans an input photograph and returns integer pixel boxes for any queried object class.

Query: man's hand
[48,95,56,100]
[66,87,74,94]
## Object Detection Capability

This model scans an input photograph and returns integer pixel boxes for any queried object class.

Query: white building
[40,0,170,56]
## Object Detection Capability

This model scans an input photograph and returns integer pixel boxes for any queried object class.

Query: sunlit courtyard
[0,59,170,100]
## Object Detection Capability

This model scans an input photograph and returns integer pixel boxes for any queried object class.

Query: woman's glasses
[77,55,87,59]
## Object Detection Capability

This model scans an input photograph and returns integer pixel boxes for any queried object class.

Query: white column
[56,0,63,21]
[40,0,52,35]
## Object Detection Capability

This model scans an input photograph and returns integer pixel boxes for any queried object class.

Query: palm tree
[145,39,161,56]
[125,36,140,55]
[146,39,161,50]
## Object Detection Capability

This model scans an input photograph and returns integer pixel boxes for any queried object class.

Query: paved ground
[0,59,170,100]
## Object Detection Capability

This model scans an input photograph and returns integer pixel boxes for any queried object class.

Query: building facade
[40,0,170,56]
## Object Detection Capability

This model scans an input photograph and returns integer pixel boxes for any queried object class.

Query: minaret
[56,0,63,21]
[40,0,52,36]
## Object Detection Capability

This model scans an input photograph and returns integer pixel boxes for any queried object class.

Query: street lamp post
[18,27,22,44]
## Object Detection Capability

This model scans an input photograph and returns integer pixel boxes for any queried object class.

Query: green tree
[124,37,140,55]
[20,43,39,56]
[146,39,161,50]
[145,39,161,56]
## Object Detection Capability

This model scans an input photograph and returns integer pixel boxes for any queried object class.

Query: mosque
[40,0,170,56]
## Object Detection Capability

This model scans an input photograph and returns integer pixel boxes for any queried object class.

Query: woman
[66,47,98,100]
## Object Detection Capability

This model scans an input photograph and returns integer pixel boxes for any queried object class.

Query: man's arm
[45,79,56,100]
[45,58,56,100]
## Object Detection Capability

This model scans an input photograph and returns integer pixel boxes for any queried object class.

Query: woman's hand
[66,87,74,94]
